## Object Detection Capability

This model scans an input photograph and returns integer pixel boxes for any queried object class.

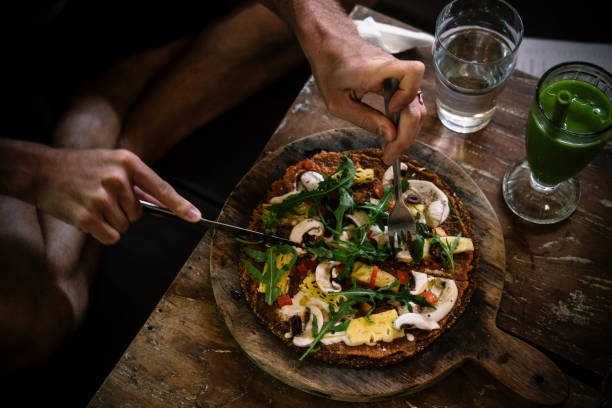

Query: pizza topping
[396,250,414,263]
[345,210,369,226]
[369,266,379,290]
[291,314,303,336]
[382,162,408,189]
[277,294,293,307]
[421,290,439,305]
[346,309,405,346]
[410,271,430,294]
[300,158,315,170]
[396,269,410,285]
[353,168,375,184]
[289,219,324,253]
[394,312,440,331]
[298,171,324,192]
[315,261,342,293]
[351,262,398,292]
[405,192,421,204]
[269,189,299,204]
[373,179,384,198]
[403,180,450,227]
[293,305,325,347]
[422,278,458,322]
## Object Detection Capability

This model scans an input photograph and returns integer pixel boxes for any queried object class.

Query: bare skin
[263,0,427,164]
[0,0,425,373]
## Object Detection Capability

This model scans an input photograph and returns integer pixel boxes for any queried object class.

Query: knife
[139,199,303,248]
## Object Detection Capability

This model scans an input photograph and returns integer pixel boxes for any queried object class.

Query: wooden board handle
[476,325,568,405]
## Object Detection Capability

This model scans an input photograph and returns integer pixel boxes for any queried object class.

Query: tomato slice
[302,159,315,170]
[421,290,438,305]
[397,269,410,285]
[297,263,309,279]
[353,191,367,203]
[373,180,384,199]
[369,265,378,289]
[276,294,293,307]
[332,262,346,279]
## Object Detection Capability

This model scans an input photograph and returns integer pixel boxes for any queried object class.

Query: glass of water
[433,0,523,133]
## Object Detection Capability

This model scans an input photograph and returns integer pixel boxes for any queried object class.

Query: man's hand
[35,147,200,244]
[311,38,426,165]
[262,0,427,165]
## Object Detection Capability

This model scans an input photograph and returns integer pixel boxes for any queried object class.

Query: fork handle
[382,78,400,126]
[383,78,402,203]
[392,158,403,202]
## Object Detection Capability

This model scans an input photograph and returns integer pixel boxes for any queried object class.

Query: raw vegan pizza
[239,148,478,367]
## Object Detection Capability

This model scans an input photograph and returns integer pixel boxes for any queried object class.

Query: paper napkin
[353,16,434,54]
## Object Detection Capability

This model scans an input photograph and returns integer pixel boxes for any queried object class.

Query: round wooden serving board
[209,128,568,404]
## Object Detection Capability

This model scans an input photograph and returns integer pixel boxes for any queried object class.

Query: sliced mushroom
[402,180,449,227]
[382,162,408,189]
[289,219,324,254]
[315,261,342,293]
[346,211,388,246]
[410,271,429,295]
[345,210,369,226]
[395,250,413,263]
[338,229,352,243]
[290,315,303,336]
[293,305,324,347]
[421,279,458,322]
[393,313,440,331]
[299,171,324,192]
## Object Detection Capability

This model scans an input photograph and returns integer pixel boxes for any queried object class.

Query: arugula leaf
[311,313,319,338]
[242,244,297,305]
[240,259,263,282]
[449,202,463,224]
[332,186,355,238]
[236,237,264,245]
[430,233,461,277]
[412,234,425,263]
[243,247,267,263]
[401,177,410,193]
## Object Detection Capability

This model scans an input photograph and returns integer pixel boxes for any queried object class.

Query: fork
[382,78,417,251]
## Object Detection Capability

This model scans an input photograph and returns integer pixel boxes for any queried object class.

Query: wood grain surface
[89,6,610,408]
[209,128,567,404]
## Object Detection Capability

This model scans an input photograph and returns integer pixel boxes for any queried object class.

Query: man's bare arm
[260,0,427,164]
[0,138,200,244]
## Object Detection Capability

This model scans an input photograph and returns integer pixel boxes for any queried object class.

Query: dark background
[1,1,609,406]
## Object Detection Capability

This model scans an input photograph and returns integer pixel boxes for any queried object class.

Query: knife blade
[139,200,303,248]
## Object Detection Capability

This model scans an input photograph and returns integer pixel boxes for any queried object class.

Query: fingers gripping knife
[382,78,417,251]
[139,200,303,248]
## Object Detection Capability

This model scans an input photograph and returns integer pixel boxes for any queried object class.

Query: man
[0,0,425,373]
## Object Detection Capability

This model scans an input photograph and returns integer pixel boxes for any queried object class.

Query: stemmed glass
[502,62,612,224]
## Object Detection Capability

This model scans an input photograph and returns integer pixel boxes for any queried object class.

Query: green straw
[552,89,573,127]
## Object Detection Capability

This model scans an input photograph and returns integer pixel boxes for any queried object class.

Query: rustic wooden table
[89,6,611,408]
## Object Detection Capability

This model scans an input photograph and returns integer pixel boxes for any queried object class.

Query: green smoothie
[525,79,612,186]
